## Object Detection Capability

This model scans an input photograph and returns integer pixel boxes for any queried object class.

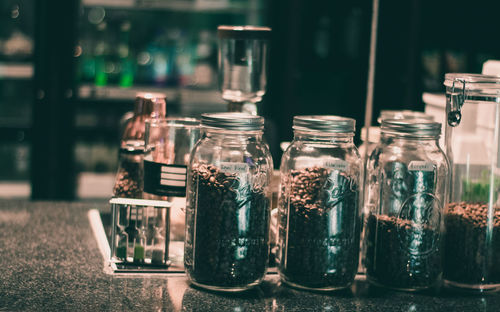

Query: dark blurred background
[0,0,499,200]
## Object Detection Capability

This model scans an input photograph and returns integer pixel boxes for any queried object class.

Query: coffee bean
[278,166,359,289]
[444,202,500,285]
[184,164,270,288]
[365,214,441,289]
[113,159,142,198]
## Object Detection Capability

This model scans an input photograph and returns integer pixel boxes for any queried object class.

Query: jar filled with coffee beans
[184,113,273,292]
[277,115,362,291]
[443,74,500,291]
[364,119,448,291]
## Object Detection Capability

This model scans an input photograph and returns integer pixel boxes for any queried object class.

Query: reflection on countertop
[0,200,499,312]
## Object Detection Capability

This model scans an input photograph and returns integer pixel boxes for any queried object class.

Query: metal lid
[201,113,264,131]
[381,119,441,138]
[378,110,433,124]
[134,92,167,118]
[293,115,356,133]
[217,25,271,40]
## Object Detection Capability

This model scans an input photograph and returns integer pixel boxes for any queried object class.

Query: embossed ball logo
[323,172,356,210]
[397,193,441,256]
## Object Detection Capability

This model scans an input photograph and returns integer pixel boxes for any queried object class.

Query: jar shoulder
[369,143,448,168]
[284,140,361,159]
[191,136,273,169]
[281,141,362,174]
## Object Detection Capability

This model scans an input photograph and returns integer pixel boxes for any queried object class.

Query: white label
[161,166,186,174]
[219,162,248,174]
[323,159,349,171]
[408,161,434,172]
[161,173,186,181]
[160,180,186,187]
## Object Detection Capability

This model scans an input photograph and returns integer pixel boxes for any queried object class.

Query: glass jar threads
[184,113,273,291]
[277,116,362,290]
[443,74,500,291]
[364,119,448,291]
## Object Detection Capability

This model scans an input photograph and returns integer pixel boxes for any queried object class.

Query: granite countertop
[0,200,499,311]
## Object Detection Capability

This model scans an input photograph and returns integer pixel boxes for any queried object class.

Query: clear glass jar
[277,116,362,290]
[184,112,273,292]
[364,119,448,291]
[443,74,500,291]
[143,118,200,199]
[113,92,166,198]
[143,118,201,263]
[217,25,271,113]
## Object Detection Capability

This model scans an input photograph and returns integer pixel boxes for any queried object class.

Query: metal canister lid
[201,112,264,131]
[381,119,441,138]
[217,25,271,40]
[135,92,167,118]
[293,115,356,133]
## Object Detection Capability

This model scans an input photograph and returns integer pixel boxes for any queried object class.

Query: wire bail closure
[447,79,466,127]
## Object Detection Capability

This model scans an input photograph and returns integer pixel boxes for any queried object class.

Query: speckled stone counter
[0,200,499,311]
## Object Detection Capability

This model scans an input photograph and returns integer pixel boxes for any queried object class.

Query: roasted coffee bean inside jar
[278,166,359,289]
[184,163,270,289]
[444,202,500,285]
[365,214,442,289]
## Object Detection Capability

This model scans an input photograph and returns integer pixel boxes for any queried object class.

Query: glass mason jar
[364,119,448,291]
[444,74,500,291]
[277,116,362,290]
[184,113,273,291]
[143,118,201,199]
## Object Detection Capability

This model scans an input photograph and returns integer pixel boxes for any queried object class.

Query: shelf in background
[82,0,262,14]
[0,63,33,80]
[78,84,180,101]
[78,85,227,117]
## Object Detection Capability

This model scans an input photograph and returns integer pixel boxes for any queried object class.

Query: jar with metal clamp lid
[443,74,500,292]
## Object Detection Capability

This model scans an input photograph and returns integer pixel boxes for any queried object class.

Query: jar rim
[293,115,355,133]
